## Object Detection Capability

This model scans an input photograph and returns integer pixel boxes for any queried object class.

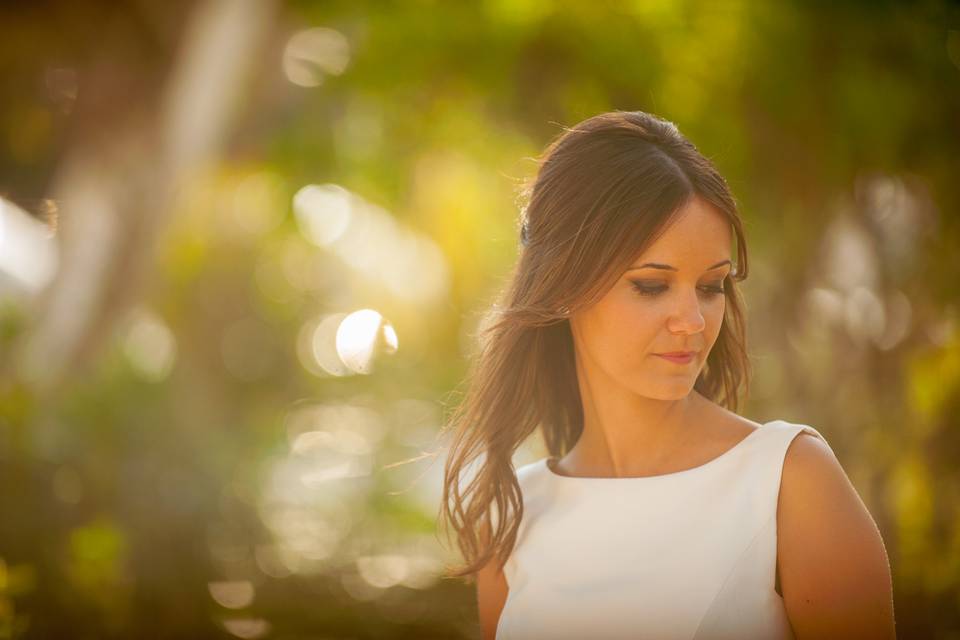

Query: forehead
[634,197,732,262]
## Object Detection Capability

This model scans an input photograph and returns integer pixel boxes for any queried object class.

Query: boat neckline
[542,420,779,481]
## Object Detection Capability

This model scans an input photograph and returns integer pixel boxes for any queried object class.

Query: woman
[437,111,895,639]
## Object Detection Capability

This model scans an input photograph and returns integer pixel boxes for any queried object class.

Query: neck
[566,355,706,477]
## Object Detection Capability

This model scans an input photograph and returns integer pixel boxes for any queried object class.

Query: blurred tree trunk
[15,0,277,395]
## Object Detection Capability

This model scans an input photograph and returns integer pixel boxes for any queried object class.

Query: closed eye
[630,281,726,297]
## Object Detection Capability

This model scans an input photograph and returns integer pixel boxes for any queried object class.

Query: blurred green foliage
[1,0,959,638]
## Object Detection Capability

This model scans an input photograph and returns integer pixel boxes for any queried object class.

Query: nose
[667,288,707,335]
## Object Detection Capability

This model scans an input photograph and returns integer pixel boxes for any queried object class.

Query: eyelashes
[629,281,726,298]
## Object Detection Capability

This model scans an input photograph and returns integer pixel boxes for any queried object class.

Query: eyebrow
[626,259,732,273]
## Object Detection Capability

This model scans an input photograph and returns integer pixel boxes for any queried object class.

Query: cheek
[579,292,725,361]
[593,299,660,353]
[708,297,726,324]
[622,293,726,343]
[703,301,726,345]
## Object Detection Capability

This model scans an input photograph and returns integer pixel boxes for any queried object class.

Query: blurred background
[0,0,958,638]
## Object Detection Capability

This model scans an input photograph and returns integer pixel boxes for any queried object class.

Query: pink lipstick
[654,351,696,364]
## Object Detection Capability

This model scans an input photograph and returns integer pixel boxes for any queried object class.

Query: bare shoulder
[777,429,897,639]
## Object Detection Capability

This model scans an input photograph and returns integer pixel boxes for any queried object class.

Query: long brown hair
[436,110,751,580]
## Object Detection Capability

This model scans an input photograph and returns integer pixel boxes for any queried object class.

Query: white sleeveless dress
[496,419,832,640]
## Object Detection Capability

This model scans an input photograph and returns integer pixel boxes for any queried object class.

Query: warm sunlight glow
[282,27,350,87]
[335,308,398,375]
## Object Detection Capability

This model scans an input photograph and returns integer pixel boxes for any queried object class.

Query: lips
[655,351,696,364]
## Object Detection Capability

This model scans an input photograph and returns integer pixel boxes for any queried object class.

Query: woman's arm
[777,432,896,639]
[476,555,509,640]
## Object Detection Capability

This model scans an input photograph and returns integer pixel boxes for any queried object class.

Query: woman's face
[569,196,733,401]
